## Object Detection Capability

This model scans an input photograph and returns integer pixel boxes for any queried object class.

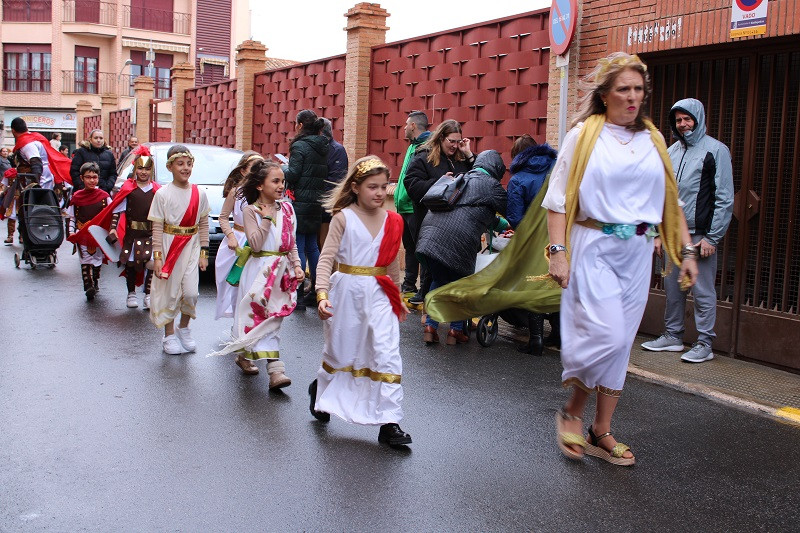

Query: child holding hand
[148,145,211,355]
[210,160,304,390]
[310,156,412,448]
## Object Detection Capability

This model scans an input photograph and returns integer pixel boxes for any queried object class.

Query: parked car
[114,142,244,264]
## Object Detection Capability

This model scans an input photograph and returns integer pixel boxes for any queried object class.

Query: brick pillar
[100,94,118,140]
[344,3,389,161]
[234,40,268,151]
[170,63,195,143]
[75,100,94,143]
[133,76,155,143]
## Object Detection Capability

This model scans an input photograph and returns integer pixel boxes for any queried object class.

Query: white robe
[214,195,248,319]
[147,183,211,328]
[315,208,403,425]
[542,122,665,393]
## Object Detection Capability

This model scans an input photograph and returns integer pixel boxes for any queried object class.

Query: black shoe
[378,423,412,446]
[408,293,423,305]
[543,334,561,349]
[308,380,330,422]
[295,288,306,310]
[401,284,417,294]
[85,287,96,302]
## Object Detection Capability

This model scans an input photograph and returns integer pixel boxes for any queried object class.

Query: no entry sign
[549,0,578,56]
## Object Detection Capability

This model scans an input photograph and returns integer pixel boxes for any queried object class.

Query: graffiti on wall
[627,18,683,46]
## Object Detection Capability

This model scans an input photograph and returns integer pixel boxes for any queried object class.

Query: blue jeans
[296,232,319,281]
[423,256,464,332]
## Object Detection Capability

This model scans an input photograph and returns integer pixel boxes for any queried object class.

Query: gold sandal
[585,426,635,466]
[555,410,587,461]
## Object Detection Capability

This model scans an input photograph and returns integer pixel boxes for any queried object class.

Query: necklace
[606,125,636,154]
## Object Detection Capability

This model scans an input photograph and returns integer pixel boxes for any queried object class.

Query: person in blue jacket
[507,134,560,353]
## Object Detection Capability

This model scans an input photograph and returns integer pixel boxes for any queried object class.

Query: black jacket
[403,148,474,239]
[284,134,329,234]
[70,142,117,193]
[416,150,508,278]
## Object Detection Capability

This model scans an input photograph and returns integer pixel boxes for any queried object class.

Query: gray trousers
[663,234,718,346]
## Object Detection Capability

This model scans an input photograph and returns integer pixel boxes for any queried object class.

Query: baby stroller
[13,173,64,269]
[473,230,560,354]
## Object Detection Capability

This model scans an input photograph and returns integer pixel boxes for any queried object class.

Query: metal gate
[149,98,171,143]
[641,39,800,370]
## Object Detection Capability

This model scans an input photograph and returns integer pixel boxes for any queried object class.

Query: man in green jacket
[395,111,430,296]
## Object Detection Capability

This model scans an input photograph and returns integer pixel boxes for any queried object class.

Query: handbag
[421,173,468,212]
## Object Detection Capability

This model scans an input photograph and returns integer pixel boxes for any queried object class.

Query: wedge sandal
[585,426,636,466]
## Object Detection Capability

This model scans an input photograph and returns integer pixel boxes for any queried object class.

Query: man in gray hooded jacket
[642,98,734,363]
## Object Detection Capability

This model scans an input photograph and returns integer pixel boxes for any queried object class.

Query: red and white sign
[549,0,578,56]
[730,0,768,38]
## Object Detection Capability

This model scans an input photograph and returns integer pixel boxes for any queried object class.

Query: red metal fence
[368,10,550,177]
[108,109,132,160]
[183,79,237,148]
[83,114,102,141]
[251,55,347,158]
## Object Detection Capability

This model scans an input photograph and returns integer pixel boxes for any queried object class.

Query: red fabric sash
[67,178,159,249]
[160,184,199,280]
[375,211,404,319]
[13,132,72,185]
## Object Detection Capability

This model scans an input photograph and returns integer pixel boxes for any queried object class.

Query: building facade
[0,0,248,150]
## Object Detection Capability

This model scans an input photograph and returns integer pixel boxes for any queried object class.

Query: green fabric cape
[424,179,561,323]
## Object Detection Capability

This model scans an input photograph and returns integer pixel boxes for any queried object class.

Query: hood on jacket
[79,140,111,151]
[510,143,557,174]
[412,130,431,147]
[473,150,506,180]
[669,98,707,147]
[292,134,329,156]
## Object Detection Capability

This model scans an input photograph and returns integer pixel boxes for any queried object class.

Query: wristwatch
[549,244,567,254]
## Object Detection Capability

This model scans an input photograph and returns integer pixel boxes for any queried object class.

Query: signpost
[549,0,578,147]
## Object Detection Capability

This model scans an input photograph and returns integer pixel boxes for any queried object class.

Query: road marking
[775,407,800,424]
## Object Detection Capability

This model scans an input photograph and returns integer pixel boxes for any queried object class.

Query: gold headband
[166,151,194,166]
[245,154,264,164]
[355,158,386,179]
[596,54,647,82]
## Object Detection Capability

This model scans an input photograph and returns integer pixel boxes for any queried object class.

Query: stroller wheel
[14,253,20,268]
[476,314,499,347]
[47,254,56,268]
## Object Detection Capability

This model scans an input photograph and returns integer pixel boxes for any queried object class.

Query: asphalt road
[1,241,798,532]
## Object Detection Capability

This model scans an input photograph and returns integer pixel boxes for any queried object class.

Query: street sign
[730,0,768,38]
[549,0,578,56]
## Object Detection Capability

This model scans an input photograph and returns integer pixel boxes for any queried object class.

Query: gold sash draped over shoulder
[424,114,684,325]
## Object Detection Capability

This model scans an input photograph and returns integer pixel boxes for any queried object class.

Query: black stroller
[475,309,560,355]
[13,174,64,269]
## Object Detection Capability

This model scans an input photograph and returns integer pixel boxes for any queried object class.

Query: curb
[627,365,800,427]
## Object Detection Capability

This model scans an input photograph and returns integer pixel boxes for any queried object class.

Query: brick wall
[183,79,237,148]
[368,10,550,178]
[251,56,347,158]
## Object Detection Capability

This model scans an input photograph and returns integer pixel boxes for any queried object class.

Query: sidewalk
[497,321,800,426]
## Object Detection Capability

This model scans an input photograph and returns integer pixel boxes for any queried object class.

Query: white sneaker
[142,294,151,310]
[126,292,138,308]
[175,326,197,352]
[162,334,183,355]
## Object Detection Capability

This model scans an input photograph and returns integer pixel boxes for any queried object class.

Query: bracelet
[681,243,698,259]
[199,248,209,259]
[153,251,163,260]
[316,291,329,303]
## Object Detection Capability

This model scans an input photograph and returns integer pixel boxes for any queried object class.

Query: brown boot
[4,219,15,244]
[235,354,259,375]
[267,360,291,390]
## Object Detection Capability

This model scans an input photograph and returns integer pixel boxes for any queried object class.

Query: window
[74,45,99,94]
[129,0,173,33]
[3,44,51,92]
[130,51,172,98]
[1,0,53,22]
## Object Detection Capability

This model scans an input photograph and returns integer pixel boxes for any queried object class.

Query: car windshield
[117,144,243,186]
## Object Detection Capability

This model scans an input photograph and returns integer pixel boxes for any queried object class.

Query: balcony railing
[62,70,123,94]
[2,0,52,22]
[62,0,116,25]
[123,4,190,35]
[2,69,52,92]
